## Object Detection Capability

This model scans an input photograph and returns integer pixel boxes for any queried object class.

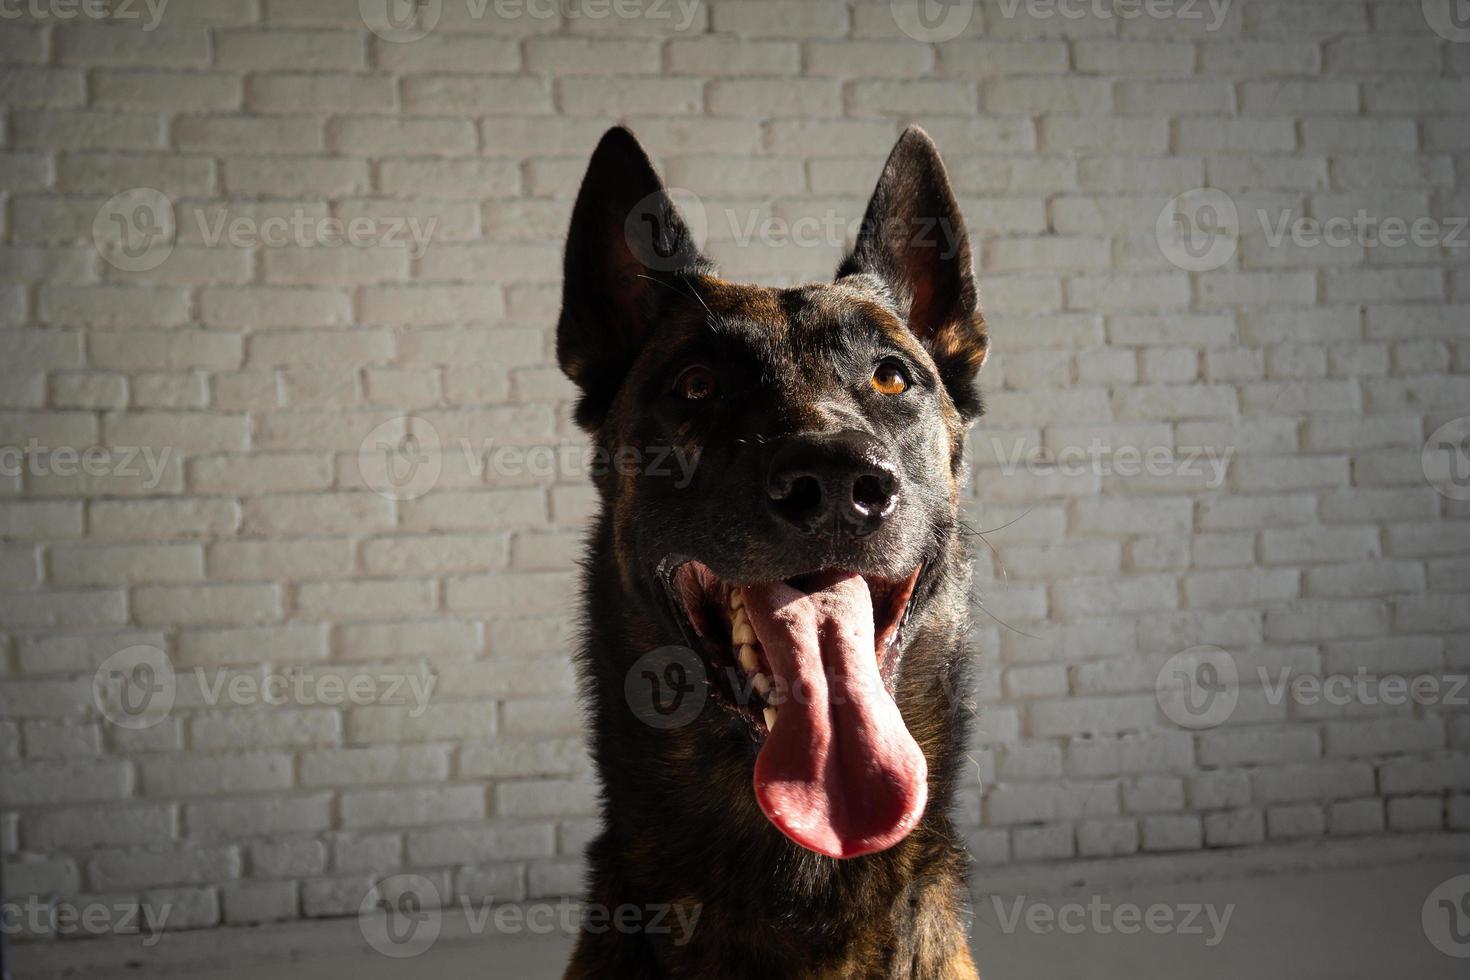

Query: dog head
[558,126,987,860]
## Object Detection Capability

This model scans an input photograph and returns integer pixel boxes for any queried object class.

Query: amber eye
[871,359,909,396]
[675,365,719,400]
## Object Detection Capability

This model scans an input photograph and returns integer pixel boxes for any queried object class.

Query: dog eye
[674,365,720,400]
[870,359,910,396]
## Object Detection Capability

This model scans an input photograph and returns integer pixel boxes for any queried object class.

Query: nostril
[771,473,823,520]
[851,473,895,517]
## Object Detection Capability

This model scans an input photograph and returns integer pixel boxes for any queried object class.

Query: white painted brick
[0,5,1462,925]
[1012,824,1074,862]
[222,881,298,925]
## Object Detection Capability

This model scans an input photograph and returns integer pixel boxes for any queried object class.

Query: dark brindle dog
[556,125,989,979]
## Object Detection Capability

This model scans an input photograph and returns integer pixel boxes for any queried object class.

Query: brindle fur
[556,126,989,979]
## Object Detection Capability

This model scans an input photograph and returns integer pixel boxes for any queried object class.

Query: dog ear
[557,126,711,430]
[837,126,988,420]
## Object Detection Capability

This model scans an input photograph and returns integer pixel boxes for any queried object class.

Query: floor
[12,858,1469,979]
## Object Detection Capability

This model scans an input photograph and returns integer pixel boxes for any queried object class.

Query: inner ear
[837,127,987,419]
[557,127,712,430]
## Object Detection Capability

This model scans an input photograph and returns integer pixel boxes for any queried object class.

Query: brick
[217,30,364,70]
[341,785,485,828]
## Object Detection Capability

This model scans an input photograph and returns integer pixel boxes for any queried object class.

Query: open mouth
[661,560,929,859]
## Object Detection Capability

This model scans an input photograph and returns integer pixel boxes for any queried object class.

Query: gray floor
[13,859,1470,979]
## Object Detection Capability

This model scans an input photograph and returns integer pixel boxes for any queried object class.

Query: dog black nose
[766,431,900,536]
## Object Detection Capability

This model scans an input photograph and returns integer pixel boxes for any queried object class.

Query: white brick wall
[1,0,1468,942]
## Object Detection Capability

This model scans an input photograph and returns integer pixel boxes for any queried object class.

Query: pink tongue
[741,572,927,859]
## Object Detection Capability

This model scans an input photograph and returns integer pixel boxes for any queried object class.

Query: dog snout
[766,431,900,536]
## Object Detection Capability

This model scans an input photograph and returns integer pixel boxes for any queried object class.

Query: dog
[555,125,989,978]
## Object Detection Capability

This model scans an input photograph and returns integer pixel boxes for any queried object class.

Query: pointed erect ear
[557,126,712,431]
[837,126,988,420]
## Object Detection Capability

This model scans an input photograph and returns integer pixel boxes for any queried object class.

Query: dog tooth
[752,672,771,696]
[763,706,777,731]
[738,644,759,673]
[730,590,743,610]
[732,622,757,646]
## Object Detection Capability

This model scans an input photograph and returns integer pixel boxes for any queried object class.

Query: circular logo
[623,188,708,274]
[360,0,442,42]
[1156,188,1239,273]
[93,645,176,731]
[1423,0,1470,43]
[1156,645,1239,730]
[1422,417,1470,502]
[1422,875,1470,958]
[358,416,442,501]
[891,0,976,42]
[93,188,175,273]
[359,873,443,958]
[624,646,707,730]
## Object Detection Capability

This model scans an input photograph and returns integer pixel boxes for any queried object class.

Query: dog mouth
[660,559,929,859]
